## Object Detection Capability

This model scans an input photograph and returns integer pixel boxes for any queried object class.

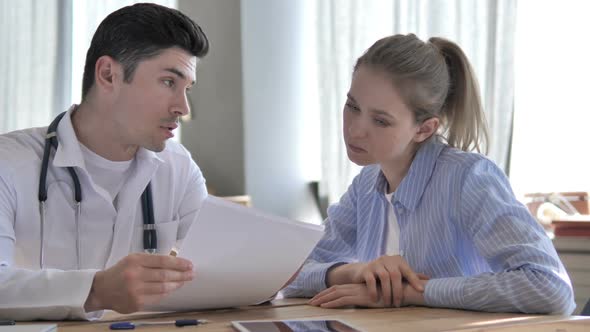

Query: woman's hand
[309,277,429,309]
[309,283,385,308]
[327,255,426,307]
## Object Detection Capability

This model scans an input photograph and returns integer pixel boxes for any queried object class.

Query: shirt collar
[53,105,164,169]
[371,137,446,211]
[136,145,164,164]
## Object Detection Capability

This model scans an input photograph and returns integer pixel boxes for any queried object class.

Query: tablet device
[232,319,363,332]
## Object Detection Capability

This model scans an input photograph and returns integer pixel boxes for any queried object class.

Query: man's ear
[94,55,121,94]
[414,117,440,143]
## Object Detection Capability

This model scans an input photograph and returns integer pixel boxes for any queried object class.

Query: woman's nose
[348,119,366,138]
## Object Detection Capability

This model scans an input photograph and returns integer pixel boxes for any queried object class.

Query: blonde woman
[283,34,574,314]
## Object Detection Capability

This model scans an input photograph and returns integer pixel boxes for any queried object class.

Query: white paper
[146,195,324,311]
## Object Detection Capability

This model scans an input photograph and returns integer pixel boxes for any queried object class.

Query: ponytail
[429,37,488,153]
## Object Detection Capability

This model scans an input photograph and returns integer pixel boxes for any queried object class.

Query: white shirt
[79,143,133,208]
[0,106,208,320]
[384,190,400,256]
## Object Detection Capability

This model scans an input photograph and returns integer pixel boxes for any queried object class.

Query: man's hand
[309,278,429,309]
[84,253,194,313]
[326,255,425,307]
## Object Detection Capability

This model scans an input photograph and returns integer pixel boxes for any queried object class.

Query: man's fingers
[139,281,186,295]
[399,264,424,292]
[134,253,193,271]
[140,268,194,282]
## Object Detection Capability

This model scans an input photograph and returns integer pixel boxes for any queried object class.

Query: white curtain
[317,0,516,204]
[317,0,394,206]
[0,1,63,134]
[70,0,177,104]
[0,0,177,135]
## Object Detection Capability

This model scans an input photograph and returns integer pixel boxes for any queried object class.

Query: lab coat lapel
[105,148,163,267]
[52,107,118,209]
[52,105,85,169]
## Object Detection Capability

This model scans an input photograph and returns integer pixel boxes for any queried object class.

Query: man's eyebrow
[164,68,195,85]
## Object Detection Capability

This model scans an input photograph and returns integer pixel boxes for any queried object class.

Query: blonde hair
[354,34,488,153]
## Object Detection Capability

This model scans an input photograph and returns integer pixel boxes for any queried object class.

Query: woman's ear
[414,117,440,143]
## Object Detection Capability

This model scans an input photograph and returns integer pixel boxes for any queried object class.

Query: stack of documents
[147,195,324,311]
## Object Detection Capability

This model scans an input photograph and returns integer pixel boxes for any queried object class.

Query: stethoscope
[37,111,157,269]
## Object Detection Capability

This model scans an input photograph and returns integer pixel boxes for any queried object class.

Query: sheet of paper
[147,195,324,311]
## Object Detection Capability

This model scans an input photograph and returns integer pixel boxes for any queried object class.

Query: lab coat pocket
[43,180,78,269]
[131,219,180,254]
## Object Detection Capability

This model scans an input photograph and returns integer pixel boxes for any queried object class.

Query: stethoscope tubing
[37,112,156,269]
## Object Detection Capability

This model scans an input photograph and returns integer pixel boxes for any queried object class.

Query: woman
[283,34,574,314]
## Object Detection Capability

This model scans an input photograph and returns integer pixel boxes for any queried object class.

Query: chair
[220,195,252,207]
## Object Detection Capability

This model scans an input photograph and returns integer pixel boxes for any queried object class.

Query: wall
[178,0,245,196]
[179,0,322,223]
[241,0,321,223]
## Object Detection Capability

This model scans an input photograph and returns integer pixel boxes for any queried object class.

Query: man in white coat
[0,3,209,320]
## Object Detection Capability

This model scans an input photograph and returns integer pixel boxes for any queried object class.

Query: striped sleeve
[282,172,362,297]
[424,159,575,314]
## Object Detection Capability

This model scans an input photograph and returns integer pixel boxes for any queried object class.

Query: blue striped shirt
[284,138,575,314]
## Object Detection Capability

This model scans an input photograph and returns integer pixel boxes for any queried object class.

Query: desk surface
[30,299,590,332]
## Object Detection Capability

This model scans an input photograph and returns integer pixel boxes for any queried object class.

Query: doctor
[0,4,209,320]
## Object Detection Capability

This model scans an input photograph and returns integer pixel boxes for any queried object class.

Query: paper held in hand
[146,195,324,311]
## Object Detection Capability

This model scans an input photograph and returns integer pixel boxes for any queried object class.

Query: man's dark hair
[81,3,209,100]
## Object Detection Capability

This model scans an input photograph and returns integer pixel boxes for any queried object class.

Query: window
[510,0,590,197]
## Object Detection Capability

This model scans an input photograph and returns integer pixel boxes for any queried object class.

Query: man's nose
[171,93,190,117]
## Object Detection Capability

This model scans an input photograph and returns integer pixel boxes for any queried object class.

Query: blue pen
[110,319,209,330]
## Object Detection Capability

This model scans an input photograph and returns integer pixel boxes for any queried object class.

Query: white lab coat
[0,106,208,320]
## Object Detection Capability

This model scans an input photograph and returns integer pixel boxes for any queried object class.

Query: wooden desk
[33,299,590,332]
